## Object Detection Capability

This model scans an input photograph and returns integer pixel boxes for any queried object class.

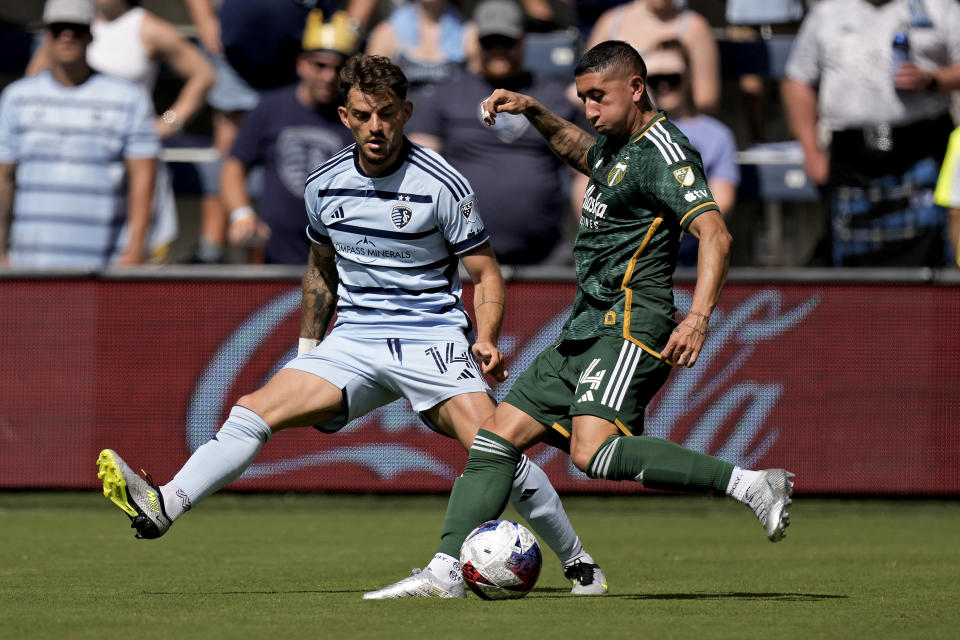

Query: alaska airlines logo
[582,183,608,219]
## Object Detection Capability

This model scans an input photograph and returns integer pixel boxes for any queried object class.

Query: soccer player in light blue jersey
[97,54,608,597]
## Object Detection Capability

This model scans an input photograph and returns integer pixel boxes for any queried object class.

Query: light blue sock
[509,455,584,564]
[161,405,271,518]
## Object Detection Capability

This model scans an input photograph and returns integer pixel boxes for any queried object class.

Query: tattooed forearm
[300,245,339,339]
[526,105,595,175]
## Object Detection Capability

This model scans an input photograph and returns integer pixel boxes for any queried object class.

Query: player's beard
[359,136,397,168]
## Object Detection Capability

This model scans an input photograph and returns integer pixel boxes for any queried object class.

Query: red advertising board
[1,277,957,495]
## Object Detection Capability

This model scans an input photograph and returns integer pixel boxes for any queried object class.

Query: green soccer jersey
[561,111,719,358]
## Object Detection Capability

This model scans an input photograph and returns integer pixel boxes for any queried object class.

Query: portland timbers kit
[435,113,734,558]
[504,111,720,443]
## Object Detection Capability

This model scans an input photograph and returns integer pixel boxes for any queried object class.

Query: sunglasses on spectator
[48,22,90,38]
[647,73,685,89]
[307,59,344,72]
[480,35,520,50]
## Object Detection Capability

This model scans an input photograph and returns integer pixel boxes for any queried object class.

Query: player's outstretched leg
[364,429,517,599]
[730,468,795,542]
[585,435,795,542]
[509,455,607,595]
[96,449,172,539]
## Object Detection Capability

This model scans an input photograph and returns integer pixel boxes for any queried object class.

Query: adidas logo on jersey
[457,368,476,380]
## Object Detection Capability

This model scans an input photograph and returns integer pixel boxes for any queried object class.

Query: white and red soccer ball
[460,520,542,599]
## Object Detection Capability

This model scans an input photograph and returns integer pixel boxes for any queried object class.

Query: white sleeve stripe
[645,125,675,164]
[649,123,686,162]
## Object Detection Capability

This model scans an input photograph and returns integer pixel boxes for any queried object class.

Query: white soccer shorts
[283,327,492,433]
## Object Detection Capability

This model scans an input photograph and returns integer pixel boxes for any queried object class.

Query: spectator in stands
[408,0,583,266]
[645,39,739,267]
[0,0,158,268]
[365,0,469,102]
[221,10,357,265]
[782,0,960,267]
[182,0,376,264]
[29,0,214,263]
[587,0,720,113]
[934,126,960,268]
[724,0,805,144]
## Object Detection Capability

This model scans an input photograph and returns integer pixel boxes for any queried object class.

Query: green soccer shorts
[503,335,673,451]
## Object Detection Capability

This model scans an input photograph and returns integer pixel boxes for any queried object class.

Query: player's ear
[630,75,645,103]
[338,105,349,128]
[402,100,413,123]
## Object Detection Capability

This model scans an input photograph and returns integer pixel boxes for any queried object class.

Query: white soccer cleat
[744,469,795,542]
[363,568,466,599]
[96,449,172,540]
[563,560,608,595]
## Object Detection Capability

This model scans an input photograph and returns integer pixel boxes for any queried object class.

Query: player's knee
[569,442,596,473]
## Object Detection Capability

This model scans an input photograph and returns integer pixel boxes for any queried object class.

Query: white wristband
[230,205,255,224]
[298,337,320,356]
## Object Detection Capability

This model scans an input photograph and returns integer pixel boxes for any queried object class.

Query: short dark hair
[574,40,647,81]
[339,54,409,102]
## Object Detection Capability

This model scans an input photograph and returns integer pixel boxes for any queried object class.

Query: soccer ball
[459,519,542,600]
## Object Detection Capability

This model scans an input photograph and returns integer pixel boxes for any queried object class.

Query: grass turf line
[1,493,958,639]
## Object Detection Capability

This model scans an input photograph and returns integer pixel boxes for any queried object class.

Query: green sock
[436,429,519,558]
[587,435,734,493]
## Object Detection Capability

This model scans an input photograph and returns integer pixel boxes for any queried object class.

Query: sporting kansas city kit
[505,112,719,441]
[284,139,493,431]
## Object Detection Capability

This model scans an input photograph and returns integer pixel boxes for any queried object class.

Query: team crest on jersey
[673,166,695,187]
[391,203,413,229]
[607,161,628,186]
[459,200,475,221]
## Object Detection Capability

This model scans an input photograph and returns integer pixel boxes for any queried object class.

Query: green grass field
[1,493,959,639]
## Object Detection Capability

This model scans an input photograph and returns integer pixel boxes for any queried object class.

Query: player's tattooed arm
[480,90,595,176]
[300,242,339,340]
[525,104,595,176]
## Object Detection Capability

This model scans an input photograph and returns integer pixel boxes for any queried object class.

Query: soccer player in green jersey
[365,40,795,599]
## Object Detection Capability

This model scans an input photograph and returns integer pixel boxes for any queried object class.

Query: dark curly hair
[338,54,409,102]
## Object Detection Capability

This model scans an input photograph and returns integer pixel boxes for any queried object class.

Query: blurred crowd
[0,0,957,270]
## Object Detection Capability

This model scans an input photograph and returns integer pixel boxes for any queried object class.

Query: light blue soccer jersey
[0,71,158,268]
[303,140,489,336]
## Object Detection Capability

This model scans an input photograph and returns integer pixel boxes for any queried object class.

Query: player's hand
[660,312,709,368]
[472,341,509,383]
[479,90,535,127]
[894,62,937,93]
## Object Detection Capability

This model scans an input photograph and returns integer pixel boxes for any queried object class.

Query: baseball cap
[43,0,93,25]
[302,9,358,57]
[474,0,524,40]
